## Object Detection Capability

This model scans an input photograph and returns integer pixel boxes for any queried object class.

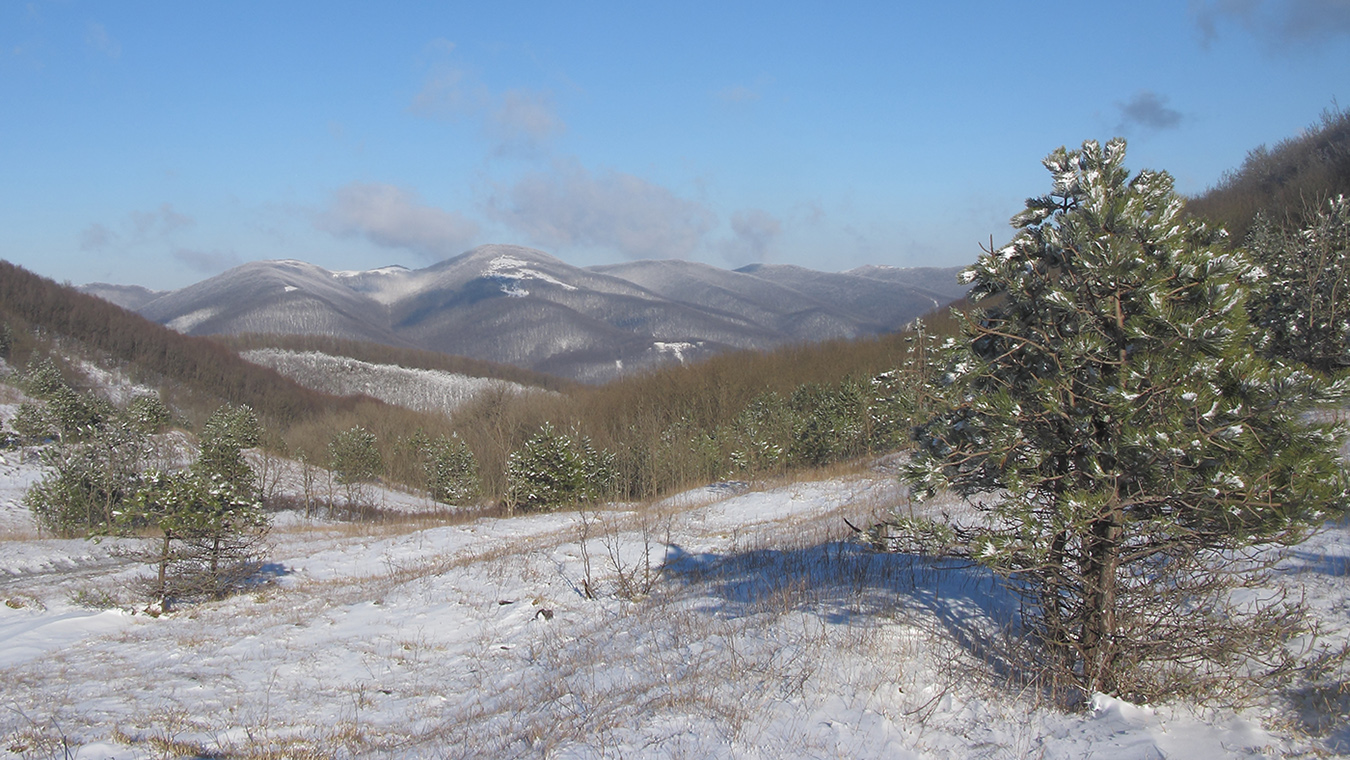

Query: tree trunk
[157,531,172,613]
[1080,503,1123,695]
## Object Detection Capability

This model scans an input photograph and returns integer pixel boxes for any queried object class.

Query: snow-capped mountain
[113,245,967,382]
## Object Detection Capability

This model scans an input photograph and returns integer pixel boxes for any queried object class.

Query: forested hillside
[1187,106,1350,243]
[0,259,356,428]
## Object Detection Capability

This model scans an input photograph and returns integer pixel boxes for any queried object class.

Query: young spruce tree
[906,139,1349,703]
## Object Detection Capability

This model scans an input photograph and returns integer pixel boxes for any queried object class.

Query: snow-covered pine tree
[329,425,383,508]
[198,404,260,486]
[426,433,481,505]
[1247,195,1350,373]
[905,138,1349,703]
[25,421,149,536]
[111,404,268,610]
[505,423,615,512]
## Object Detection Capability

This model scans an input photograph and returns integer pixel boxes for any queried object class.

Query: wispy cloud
[85,21,120,59]
[319,182,480,261]
[488,160,716,260]
[716,75,774,105]
[490,89,565,157]
[130,203,195,240]
[79,222,116,251]
[80,204,194,251]
[1191,0,1350,48]
[408,42,564,157]
[408,68,488,121]
[1116,91,1184,132]
[722,208,781,265]
[717,85,761,104]
[172,247,241,274]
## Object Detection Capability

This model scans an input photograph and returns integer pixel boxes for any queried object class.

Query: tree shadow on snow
[663,540,1035,684]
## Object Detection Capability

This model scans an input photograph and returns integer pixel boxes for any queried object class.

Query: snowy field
[3,442,1349,759]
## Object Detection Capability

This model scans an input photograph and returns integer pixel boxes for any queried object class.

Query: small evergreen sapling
[328,425,384,508]
[425,433,481,505]
[111,405,268,611]
[905,138,1350,703]
[506,423,616,512]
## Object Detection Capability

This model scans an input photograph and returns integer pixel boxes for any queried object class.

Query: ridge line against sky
[1,1,1347,291]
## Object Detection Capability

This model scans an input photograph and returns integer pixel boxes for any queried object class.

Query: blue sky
[2,1,1347,291]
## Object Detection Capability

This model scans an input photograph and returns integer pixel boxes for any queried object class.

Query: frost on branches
[904,138,1350,704]
[1247,194,1350,373]
[506,423,616,513]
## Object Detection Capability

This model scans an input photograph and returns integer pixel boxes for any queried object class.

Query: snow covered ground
[3,444,1348,759]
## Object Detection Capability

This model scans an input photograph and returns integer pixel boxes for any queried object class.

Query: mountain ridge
[87,245,968,382]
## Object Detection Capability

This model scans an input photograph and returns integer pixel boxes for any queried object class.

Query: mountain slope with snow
[122,246,969,382]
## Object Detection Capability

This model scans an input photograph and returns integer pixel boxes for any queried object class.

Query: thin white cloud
[717,85,761,104]
[490,89,565,156]
[129,203,195,240]
[79,222,116,251]
[408,68,488,121]
[85,21,120,59]
[408,43,564,156]
[1191,0,1350,47]
[715,75,774,106]
[81,204,193,251]
[722,208,782,265]
[172,247,242,274]
[1116,91,1184,132]
[488,160,716,260]
[319,182,480,261]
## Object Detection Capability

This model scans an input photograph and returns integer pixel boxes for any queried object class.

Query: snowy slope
[240,348,539,416]
[2,448,1346,758]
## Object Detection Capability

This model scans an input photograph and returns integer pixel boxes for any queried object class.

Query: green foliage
[123,394,173,434]
[724,372,914,475]
[506,423,616,511]
[0,322,12,360]
[425,434,481,505]
[787,379,871,467]
[10,402,55,444]
[44,385,113,440]
[12,358,113,442]
[726,392,793,473]
[906,138,1350,703]
[19,357,67,399]
[201,403,261,451]
[329,425,383,486]
[118,465,267,609]
[24,422,150,537]
[199,404,261,486]
[1247,195,1350,372]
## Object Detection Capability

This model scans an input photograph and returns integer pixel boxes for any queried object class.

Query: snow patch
[166,307,216,332]
[332,265,410,278]
[69,360,157,406]
[653,341,700,363]
[483,254,578,295]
